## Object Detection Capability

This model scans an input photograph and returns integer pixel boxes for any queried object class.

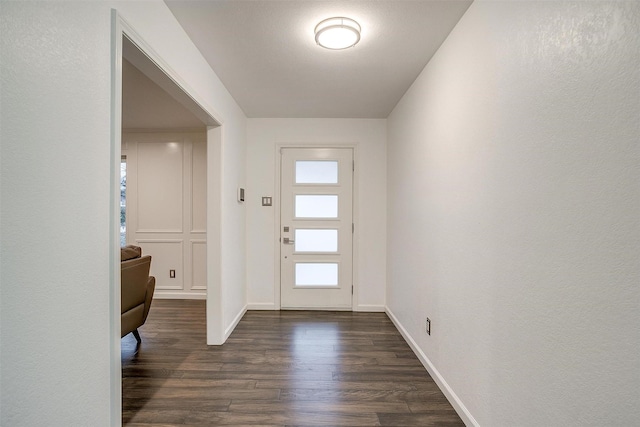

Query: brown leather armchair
[121,245,155,342]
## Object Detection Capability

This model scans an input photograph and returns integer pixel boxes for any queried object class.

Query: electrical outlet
[426,317,431,335]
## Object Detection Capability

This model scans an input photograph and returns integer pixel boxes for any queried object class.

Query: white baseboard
[247,303,385,312]
[246,302,277,310]
[153,292,206,300]
[224,305,247,340]
[354,304,386,312]
[385,307,479,427]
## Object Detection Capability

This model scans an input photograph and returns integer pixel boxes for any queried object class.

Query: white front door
[280,148,353,310]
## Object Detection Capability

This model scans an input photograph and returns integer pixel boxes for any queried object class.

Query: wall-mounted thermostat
[237,187,245,203]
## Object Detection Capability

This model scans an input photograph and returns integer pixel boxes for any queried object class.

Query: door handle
[283,238,295,244]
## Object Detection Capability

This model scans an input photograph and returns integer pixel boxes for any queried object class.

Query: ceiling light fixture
[315,17,361,50]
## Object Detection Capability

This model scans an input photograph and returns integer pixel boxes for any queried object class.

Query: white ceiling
[164,0,473,119]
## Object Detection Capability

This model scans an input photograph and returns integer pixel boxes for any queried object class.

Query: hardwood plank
[122,378,257,390]
[124,409,190,425]
[124,387,280,400]
[265,349,402,359]
[123,398,231,412]
[179,370,335,381]
[255,379,430,392]
[184,411,382,426]
[373,357,425,367]
[332,364,437,374]
[408,400,465,413]
[332,371,436,382]
[227,400,411,414]
[378,412,465,426]
[279,388,450,403]
[125,424,185,427]
[122,300,463,426]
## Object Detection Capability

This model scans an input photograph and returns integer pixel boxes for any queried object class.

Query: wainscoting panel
[123,131,207,298]
[191,239,207,291]
[137,239,184,291]
[191,140,207,233]
[136,141,184,233]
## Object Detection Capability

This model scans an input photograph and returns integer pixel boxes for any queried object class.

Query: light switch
[262,196,272,206]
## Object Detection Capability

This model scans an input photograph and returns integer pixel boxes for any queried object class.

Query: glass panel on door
[295,161,338,184]
[294,229,338,252]
[295,195,338,218]
[295,263,339,287]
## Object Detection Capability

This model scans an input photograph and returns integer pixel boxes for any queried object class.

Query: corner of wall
[385,307,479,427]
[224,304,248,340]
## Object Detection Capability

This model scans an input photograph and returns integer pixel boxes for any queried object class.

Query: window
[120,157,127,247]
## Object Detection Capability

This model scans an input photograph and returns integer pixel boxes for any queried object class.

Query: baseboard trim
[153,292,206,300]
[247,303,386,312]
[354,304,386,312]
[247,303,277,310]
[385,307,479,427]
[224,305,247,340]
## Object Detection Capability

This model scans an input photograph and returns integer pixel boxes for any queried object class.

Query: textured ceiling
[165,0,473,118]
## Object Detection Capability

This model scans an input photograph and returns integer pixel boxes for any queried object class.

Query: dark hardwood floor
[122,299,464,426]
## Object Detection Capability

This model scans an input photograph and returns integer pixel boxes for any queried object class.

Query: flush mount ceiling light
[315,17,361,50]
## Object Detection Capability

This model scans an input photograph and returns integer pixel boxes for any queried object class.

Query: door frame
[273,143,360,311]
[110,10,224,423]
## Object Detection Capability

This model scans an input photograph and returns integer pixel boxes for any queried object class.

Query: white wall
[246,119,387,311]
[114,3,248,345]
[0,2,246,425]
[387,1,640,426]
[221,116,248,337]
[122,131,207,299]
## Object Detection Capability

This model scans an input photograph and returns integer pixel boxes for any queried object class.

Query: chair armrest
[142,276,156,324]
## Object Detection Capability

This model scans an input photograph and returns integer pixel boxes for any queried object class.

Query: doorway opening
[111,12,224,423]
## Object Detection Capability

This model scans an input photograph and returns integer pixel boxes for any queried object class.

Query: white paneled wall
[123,131,207,298]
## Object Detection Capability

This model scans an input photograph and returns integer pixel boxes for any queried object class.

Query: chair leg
[132,329,142,343]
